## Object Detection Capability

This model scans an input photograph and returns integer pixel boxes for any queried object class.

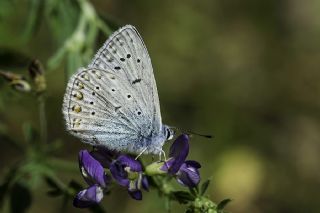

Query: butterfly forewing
[88,25,162,132]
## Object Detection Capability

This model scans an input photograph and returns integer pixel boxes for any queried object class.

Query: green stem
[165,196,171,213]
[96,19,112,35]
[48,157,79,173]
[38,94,47,145]
[150,175,174,211]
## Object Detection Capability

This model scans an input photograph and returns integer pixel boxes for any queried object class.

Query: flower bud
[10,79,31,92]
[190,197,216,213]
[0,70,24,81]
[145,161,167,176]
[28,59,46,93]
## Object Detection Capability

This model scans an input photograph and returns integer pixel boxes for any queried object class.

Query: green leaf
[189,187,198,197]
[45,139,63,154]
[185,209,192,213]
[66,51,82,77]
[60,194,70,212]
[45,0,80,44]
[0,167,18,208]
[68,180,82,191]
[45,177,60,190]
[0,133,21,150]
[10,183,32,213]
[217,198,232,212]
[22,0,44,41]
[0,181,10,208]
[22,122,38,145]
[200,179,211,195]
[47,189,63,197]
[47,45,67,70]
[170,191,195,204]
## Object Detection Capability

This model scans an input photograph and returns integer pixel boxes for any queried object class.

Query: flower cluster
[161,134,201,187]
[73,134,201,208]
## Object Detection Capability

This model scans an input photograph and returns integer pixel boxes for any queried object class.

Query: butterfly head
[163,125,175,141]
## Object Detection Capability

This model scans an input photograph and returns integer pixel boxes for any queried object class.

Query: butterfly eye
[127,95,131,99]
[166,129,170,139]
[166,128,173,140]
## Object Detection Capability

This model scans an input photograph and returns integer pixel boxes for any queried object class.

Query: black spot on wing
[132,79,142,84]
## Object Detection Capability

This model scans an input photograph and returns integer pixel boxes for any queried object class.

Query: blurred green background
[1,0,320,212]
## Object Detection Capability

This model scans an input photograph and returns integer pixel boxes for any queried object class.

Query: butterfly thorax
[138,124,174,155]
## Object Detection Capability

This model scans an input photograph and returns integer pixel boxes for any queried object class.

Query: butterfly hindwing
[63,67,150,152]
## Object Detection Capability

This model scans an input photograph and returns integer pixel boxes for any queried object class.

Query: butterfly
[62,25,175,156]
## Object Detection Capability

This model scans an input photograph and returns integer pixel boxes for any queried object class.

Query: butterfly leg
[157,148,167,162]
[158,148,170,170]
[135,147,148,160]
[161,149,167,162]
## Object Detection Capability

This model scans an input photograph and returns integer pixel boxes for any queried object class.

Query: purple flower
[73,150,111,208]
[167,134,190,174]
[161,134,201,187]
[110,155,148,200]
[73,185,104,208]
[176,160,201,187]
[90,146,119,168]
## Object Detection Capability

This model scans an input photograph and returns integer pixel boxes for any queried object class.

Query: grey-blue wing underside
[62,25,163,154]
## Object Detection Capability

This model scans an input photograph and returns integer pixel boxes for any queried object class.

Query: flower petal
[117,155,142,172]
[79,150,109,187]
[168,134,189,174]
[176,161,201,187]
[90,146,119,168]
[110,160,129,186]
[128,189,142,200]
[185,160,201,169]
[160,158,174,172]
[73,185,104,208]
[142,176,149,191]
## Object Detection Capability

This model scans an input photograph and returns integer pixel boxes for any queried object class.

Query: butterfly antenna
[173,127,214,139]
[187,130,213,139]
